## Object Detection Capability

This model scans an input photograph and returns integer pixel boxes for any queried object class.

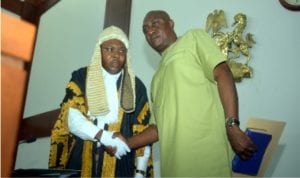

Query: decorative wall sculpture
[205,10,256,82]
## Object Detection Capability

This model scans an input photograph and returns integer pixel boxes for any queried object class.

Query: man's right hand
[100,130,130,159]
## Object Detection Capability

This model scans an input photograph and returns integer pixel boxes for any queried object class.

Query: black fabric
[61,67,87,105]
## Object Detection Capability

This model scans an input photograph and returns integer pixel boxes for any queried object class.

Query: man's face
[101,39,127,74]
[143,13,174,54]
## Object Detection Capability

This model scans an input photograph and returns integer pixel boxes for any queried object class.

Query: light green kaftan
[151,29,233,177]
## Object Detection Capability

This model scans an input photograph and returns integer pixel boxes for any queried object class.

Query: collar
[102,69,122,82]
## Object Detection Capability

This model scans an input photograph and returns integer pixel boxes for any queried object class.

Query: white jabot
[95,69,122,126]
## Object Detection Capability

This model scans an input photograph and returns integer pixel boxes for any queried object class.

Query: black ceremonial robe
[49,67,153,177]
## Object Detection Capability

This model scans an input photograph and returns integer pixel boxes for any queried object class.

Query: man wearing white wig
[49,26,154,177]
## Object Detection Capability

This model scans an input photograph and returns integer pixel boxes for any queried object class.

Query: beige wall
[129,0,300,177]
[16,0,300,177]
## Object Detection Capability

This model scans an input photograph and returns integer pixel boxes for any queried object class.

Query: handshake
[99,130,130,159]
[68,108,130,159]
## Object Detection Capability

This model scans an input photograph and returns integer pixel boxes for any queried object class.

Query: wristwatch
[225,117,240,128]
[136,169,146,176]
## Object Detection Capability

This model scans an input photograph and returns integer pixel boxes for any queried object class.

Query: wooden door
[1,12,36,177]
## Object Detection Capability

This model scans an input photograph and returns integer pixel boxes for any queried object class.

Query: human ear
[169,19,175,29]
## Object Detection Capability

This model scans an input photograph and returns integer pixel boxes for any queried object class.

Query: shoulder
[182,28,215,46]
[70,67,88,90]
[185,28,209,37]
[177,28,209,43]
[70,67,88,94]
[71,67,87,80]
[135,76,146,87]
[134,76,147,91]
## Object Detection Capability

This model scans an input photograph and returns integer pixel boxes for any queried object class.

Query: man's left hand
[226,125,257,160]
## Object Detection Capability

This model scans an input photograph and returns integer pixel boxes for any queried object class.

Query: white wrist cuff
[68,107,99,141]
[135,171,145,178]
[83,123,100,141]
[136,146,151,171]
[97,119,106,130]
[100,130,113,145]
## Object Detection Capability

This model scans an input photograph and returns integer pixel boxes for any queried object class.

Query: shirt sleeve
[68,107,99,141]
[149,106,156,125]
[194,29,226,82]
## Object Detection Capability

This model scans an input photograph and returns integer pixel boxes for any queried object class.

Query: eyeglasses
[101,46,127,55]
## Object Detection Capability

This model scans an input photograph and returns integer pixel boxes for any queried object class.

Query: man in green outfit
[141,10,257,177]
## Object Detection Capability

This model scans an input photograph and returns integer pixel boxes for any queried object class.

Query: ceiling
[1,0,60,25]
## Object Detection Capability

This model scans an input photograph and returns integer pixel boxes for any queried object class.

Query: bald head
[144,10,171,22]
[142,10,177,54]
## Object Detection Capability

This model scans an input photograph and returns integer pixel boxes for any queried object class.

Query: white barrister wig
[86,26,136,116]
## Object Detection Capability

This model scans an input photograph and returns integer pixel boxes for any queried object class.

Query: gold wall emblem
[206,10,256,82]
